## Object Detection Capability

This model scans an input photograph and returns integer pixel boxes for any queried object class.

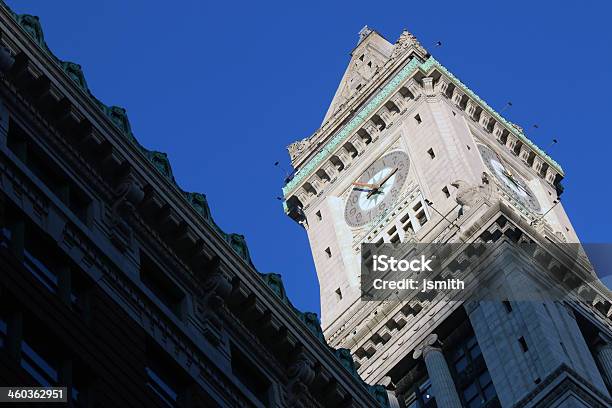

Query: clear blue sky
[7,0,611,315]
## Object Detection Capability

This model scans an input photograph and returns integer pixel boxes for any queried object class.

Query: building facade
[283,27,612,407]
[0,3,392,408]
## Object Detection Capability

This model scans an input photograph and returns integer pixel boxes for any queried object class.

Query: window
[324,247,332,258]
[502,300,513,313]
[145,342,186,408]
[231,344,271,405]
[442,186,450,198]
[518,336,528,352]
[7,118,92,225]
[335,288,343,300]
[427,148,435,159]
[315,210,322,221]
[21,218,90,316]
[404,376,436,408]
[414,114,422,124]
[140,253,185,318]
[450,331,499,408]
[24,226,58,294]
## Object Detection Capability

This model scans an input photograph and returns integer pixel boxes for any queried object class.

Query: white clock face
[477,144,541,212]
[344,151,410,227]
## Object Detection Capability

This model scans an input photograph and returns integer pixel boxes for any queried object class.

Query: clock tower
[284,27,612,407]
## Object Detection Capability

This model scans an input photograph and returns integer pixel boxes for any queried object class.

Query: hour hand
[352,181,379,190]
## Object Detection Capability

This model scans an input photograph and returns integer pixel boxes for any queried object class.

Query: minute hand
[367,168,398,199]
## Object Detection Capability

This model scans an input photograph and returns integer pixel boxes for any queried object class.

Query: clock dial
[344,151,410,227]
[477,144,541,212]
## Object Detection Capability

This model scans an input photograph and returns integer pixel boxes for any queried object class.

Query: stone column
[596,342,612,388]
[413,334,462,408]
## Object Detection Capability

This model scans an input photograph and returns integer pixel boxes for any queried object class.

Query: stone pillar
[364,121,380,142]
[390,93,408,113]
[414,334,462,408]
[596,342,612,388]
[479,112,492,131]
[493,122,506,144]
[451,88,465,107]
[466,100,479,121]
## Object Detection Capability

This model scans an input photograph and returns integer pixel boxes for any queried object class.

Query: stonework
[0,2,390,407]
[285,27,612,407]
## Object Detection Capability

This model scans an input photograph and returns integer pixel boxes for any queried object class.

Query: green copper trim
[283,57,423,195]
[283,56,562,197]
[432,60,563,175]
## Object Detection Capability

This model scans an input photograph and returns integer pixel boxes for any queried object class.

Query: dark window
[7,118,92,225]
[502,300,513,313]
[140,253,185,318]
[450,332,499,407]
[24,225,58,294]
[427,148,435,159]
[315,210,322,221]
[231,343,270,404]
[324,247,332,258]
[415,114,422,124]
[518,337,528,352]
[442,186,450,198]
[404,376,436,408]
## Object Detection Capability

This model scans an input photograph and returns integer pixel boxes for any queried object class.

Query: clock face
[477,144,541,213]
[344,151,410,227]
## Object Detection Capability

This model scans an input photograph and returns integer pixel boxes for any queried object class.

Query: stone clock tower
[284,27,612,407]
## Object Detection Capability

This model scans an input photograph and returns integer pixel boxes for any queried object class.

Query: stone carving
[299,312,326,343]
[196,256,232,346]
[288,138,312,162]
[109,176,144,251]
[261,273,290,303]
[15,14,48,51]
[144,150,176,183]
[451,178,493,214]
[333,348,360,377]
[185,192,212,220]
[105,105,133,137]
[228,233,253,266]
[61,61,89,92]
[391,29,427,59]
[413,333,439,359]
[287,351,316,404]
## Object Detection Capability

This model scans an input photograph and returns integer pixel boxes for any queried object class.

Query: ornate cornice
[283,55,563,200]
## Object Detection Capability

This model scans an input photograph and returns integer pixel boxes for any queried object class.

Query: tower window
[442,186,450,198]
[427,148,435,159]
[414,114,422,124]
[518,336,528,352]
[335,288,343,300]
[315,210,322,221]
[502,300,513,313]
[324,247,332,258]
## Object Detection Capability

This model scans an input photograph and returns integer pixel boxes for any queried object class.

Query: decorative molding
[283,57,563,198]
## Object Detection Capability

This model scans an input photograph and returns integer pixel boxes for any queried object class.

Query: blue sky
[7,0,611,315]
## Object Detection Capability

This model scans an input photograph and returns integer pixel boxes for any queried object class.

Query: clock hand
[352,181,378,189]
[366,168,398,199]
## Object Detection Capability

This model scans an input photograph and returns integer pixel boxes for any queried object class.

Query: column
[413,334,462,408]
[596,342,612,388]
